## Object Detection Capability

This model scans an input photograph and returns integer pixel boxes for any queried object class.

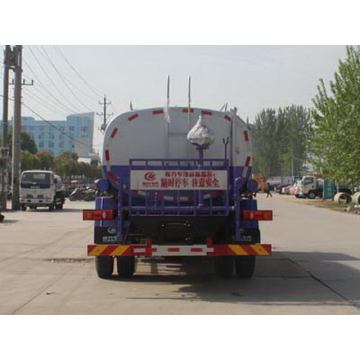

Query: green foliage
[252,105,311,177]
[36,151,55,170]
[21,150,40,171]
[311,46,360,185]
[2,131,38,155]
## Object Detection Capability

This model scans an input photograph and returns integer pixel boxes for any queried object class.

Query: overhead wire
[51,45,99,103]
[0,93,90,148]
[23,57,75,114]
[27,46,82,113]
[22,88,68,117]
[55,45,104,98]
[38,45,95,113]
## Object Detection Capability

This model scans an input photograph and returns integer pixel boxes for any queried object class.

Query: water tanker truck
[83,106,273,279]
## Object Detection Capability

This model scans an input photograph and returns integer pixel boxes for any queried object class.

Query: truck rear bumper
[87,242,272,257]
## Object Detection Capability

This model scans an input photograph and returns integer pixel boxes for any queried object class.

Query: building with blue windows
[0,112,95,157]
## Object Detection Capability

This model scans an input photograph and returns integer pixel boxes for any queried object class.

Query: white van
[20,170,65,211]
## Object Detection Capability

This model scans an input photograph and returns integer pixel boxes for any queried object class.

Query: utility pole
[2,46,12,147]
[1,46,13,211]
[98,96,113,131]
[11,45,23,210]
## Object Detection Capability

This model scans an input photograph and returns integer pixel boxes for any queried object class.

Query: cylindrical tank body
[102,107,253,194]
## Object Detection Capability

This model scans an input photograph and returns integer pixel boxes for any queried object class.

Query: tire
[214,257,234,278]
[95,256,114,279]
[235,256,256,279]
[117,256,135,278]
[308,191,316,199]
[55,203,63,210]
[21,205,26,211]
[48,204,54,211]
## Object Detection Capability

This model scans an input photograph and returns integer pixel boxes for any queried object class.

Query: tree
[56,151,79,162]
[252,106,310,177]
[2,131,38,155]
[36,151,54,170]
[312,46,360,185]
[21,150,40,171]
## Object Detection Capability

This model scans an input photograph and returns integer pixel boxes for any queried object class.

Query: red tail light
[83,210,115,221]
[242,210,273,221]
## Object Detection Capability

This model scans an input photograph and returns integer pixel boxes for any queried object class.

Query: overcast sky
[0,45,347,151]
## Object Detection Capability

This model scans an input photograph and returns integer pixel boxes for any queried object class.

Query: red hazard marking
[191,248,203,253]
[244,130,249,142]
[88,245,96,252]
[224,115,231,121]
[110,128,118,138]
[182,108,194,113]
[152,109,164,115]
[245,156,251,167]
[128,113,139,121]
[201,110,213,116]
[105,150,110,161]
[168,248,180,253]
[242,246,257,256]
[101,245,117,256]
[151,247,157,253]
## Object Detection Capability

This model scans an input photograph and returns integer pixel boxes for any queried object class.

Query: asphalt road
[1,194,360,314]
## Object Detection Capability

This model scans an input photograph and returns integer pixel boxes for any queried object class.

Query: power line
[32,45,83,113]
[22,87,68,117]
[0,94,90,148]
[51,45,99,103]
[27,46,82,114]
[23,58,75,114]
[38,45,95,113]
[55,45,104,98]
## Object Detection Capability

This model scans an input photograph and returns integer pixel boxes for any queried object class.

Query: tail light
[83,209,116,221]
[242,210,273,221]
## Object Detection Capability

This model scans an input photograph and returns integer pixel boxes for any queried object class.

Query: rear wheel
[214,257,234,278]
[235,256,256,279]
[21,205,26,211]
[95,256,114,279]
[117,257,135,278]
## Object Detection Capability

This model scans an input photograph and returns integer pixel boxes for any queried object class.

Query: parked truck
[20,170,65,211]
[295,176,324,199]
[84,107,273,279]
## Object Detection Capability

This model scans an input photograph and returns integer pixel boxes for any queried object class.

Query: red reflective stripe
[191,248,203,253]
[224,115,231,121]
[201,110,213,116]
[243,210,273,221]
[83,210,115,221]
[111,128,118,138]
[105,150,110,161]
[152,109,164,115]
[83,210,95,221]
[128,113,138,121]
[244,131,249,141]
[182,108,194,113]
[242,246,257,256]
[101,245,117,256]
[168,248,180,253]
[245,156,251,166]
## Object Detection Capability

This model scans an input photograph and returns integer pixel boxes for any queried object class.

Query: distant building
[0,112,95,157]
